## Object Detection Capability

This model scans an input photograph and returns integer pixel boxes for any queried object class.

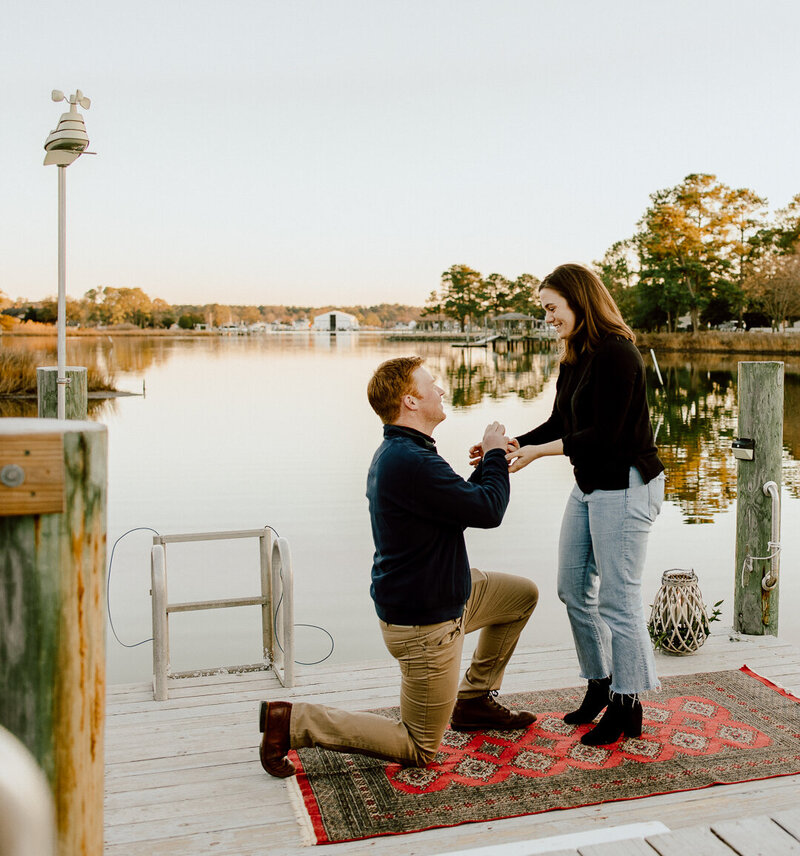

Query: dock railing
[150,528,294,701]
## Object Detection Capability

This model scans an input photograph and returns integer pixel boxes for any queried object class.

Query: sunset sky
[3,0,799,307]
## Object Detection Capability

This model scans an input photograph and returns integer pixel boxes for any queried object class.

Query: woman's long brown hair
[539,263,634,364]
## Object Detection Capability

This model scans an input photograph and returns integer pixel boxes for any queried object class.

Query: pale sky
[3,0,799,307]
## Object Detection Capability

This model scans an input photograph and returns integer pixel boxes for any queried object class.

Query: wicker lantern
[648,569,711,655]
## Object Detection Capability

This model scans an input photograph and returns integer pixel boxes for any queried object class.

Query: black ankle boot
[580,692,642,746]
[563,676,611,725]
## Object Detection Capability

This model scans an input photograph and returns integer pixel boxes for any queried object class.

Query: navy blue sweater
[367,424,510,625]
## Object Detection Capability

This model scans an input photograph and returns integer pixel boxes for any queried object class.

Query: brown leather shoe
[450,691,537,732]
[259,701,296,778]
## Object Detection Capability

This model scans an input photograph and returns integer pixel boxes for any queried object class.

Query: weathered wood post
[37,366,88,419]
[0,418,107,856]
[734,361,783,635]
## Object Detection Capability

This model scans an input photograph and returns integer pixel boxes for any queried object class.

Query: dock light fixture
[43,89,92,419]
[732,438,755,461]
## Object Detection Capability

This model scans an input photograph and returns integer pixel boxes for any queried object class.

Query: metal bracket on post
[761,481,781,591]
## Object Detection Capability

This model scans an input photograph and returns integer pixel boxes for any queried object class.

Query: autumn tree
[724,187,768,286]
[758,193,800,255]
[743,250,800,330]
[634,174,740,331]
[150,298,175,328]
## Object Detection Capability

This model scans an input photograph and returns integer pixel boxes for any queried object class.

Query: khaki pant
[290,568,538,766]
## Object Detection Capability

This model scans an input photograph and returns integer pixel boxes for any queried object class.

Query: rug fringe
[286,776,318,846]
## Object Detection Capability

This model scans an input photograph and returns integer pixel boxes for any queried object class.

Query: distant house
[312,310,359,331]
[492,313,548,335]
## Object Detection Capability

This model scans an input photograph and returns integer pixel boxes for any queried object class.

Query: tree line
[0,289,423,330]
[599,173,800,331]
[427,174,800,333]
[422,269,542,331]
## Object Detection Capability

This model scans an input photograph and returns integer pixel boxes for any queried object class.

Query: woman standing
[476,263,664,746]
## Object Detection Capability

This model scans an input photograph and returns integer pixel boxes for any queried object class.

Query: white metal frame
[150,528,294,701]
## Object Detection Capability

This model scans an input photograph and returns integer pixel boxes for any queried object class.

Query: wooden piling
[37,366,88,419]
[734,361,783,635]
[0,418,107,856]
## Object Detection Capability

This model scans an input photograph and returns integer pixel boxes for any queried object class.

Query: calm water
[4,333,800,683]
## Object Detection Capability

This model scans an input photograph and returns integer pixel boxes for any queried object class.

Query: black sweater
[516,336,664,493]
[367,424,510,625]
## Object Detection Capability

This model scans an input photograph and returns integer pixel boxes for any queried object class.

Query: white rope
[740,543,782,588]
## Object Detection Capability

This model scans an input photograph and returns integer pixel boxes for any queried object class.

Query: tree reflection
[421,342,800,522]
[647,354,800,521]
[423,342,558,408]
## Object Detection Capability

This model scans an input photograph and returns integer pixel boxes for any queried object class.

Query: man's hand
[482,421,509,453]
[470,436,519,467]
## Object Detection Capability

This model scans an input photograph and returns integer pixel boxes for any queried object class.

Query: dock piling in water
[734,361,783,635]
[36,366,88,419]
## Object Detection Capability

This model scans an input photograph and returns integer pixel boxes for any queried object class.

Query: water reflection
[425,342,559,408]
[1,333,183,378]
[2,334,798,522]
[419,342,800,523]
[647,355,800,521]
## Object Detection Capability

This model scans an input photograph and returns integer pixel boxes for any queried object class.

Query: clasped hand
[469,435,538,473]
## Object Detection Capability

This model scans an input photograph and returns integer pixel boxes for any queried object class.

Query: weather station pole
[57,166,67,418]
[43,89,92,419]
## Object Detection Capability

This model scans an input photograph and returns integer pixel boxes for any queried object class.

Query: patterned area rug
[287,667,800,845]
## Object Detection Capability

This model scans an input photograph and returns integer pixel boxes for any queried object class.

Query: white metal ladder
[150,527,294,701]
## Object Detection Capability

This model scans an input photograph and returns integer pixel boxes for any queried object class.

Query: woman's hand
[468,442,484,467]
[506,444,539,473]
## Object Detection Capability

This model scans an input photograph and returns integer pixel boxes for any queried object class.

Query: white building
[312,310,360,331]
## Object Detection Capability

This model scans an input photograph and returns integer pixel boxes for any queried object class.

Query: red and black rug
[287,667,800,845]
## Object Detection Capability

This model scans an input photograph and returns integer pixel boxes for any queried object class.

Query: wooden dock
[105,632,800,855]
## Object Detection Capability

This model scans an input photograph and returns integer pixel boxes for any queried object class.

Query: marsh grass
[0,346,116,396]
[637,331,800,354]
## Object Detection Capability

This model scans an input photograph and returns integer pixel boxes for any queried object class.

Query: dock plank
[712,816,800,856]
[578,841,658,856]
[647,826,735,856]
[774,809,800,841]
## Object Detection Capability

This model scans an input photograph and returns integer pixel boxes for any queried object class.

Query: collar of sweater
[383,423,437,451]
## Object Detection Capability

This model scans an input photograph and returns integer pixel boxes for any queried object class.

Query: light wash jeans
[557,467,665,695]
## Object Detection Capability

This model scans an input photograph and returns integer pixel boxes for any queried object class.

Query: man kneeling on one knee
[259,356,539,777]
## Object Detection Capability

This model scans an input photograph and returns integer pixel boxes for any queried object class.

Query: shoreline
[635,331,800,355]
[3,327,800,355]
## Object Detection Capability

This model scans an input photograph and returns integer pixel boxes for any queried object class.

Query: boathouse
[312,309,359,331]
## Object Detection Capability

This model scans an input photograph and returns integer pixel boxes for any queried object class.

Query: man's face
[410,366,446,427]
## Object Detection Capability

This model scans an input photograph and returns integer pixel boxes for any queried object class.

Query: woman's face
[539,287,577,340]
